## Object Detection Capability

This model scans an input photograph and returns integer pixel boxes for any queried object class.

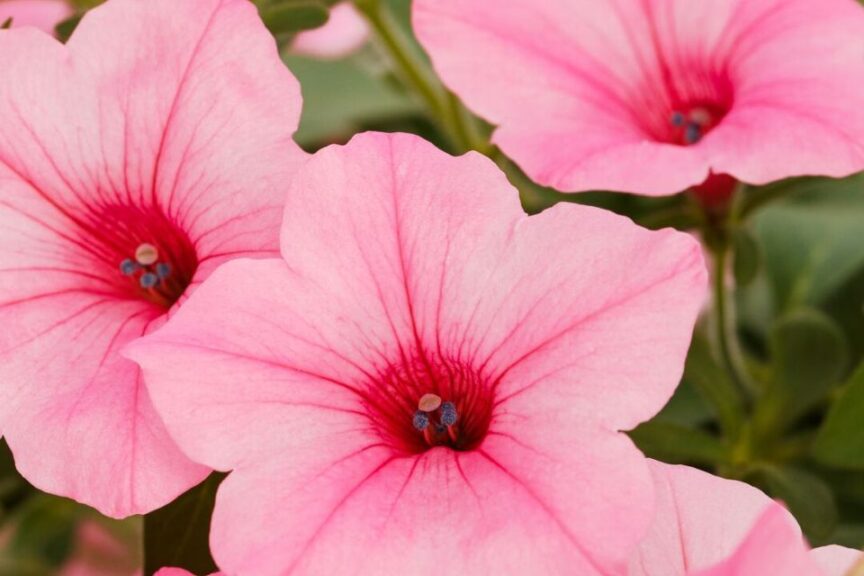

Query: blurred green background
[1,0,863,573]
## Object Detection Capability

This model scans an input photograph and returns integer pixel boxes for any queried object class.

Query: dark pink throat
[635,67,734,146]
[364,353,493,455]
[86,204,198,310]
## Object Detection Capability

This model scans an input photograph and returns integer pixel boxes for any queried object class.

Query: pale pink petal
[0,0,71,33]
[693,504,823,576]
[0,0,303,516]
[701,0,864,184]
[811,545,863,576]
[208,435,649,575]
[293,3,369,59]
[414,0,864,195]
[630,462,781,575]
[155,570,222,576]
[129,132,706,574]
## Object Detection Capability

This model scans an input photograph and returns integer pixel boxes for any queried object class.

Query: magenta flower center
[635,66,735,146]
[364,353,494,454]
[87,204,197,309]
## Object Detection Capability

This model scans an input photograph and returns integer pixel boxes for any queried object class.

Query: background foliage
[1,0,862,573]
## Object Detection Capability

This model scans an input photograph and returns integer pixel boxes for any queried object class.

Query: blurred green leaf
[757,309,848,432]
[752,174,864,311]
[814,363,864,469]
[285,52,421,148]
[733,228,761,287]
[680,331,744,435]
[144,472,225,576]
[259,1,329,35]
[55,14,83,43]
[9,495,80,568]
[754,464,838,541]
[630,421,726,467]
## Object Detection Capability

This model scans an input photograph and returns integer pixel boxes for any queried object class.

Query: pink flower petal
[633,462,860,576]
[414,0,864,195]
[630,461,780,575]
[811,545,863,576]
[693,504,824,576]
[293,3,370,59]
[0,0,71,33]
[0,0,304,517]
[129,132,707,574]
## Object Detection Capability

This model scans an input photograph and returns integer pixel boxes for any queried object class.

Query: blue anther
[120,258,139,276]
[412,410,429,431]
[139,272,160,289]
[155,262,172,279]
[440,401,458,426]
[670,111,685,127]
[684,123,702,145]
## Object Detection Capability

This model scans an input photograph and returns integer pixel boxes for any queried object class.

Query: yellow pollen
[135,243,159,266]
[418,393,442,412]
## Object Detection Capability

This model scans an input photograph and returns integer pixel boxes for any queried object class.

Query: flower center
[119,242,186,308]
[668,103,727,146]
[631,64,734,145]
[87,204,197,309]
[364,353,493,455]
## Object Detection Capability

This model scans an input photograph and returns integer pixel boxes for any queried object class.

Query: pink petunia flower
[0,0,304,517]
[127,132,707,575]
[0,0,71,33]
[413,0,864,197]
[292,3,370,60]
[631,461,861,576]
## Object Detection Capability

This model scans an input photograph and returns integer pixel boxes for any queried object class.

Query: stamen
[670,112,685,127]
[119,258,139,276]
[418,393,442,412]
[135,243,159,266]
[412,411,429,431]
[155,262,172,279]
[139,272,159,289]
[440,401,458,426]
[684,123,702,144]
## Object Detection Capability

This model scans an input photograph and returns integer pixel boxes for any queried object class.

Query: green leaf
[143,472,225,575]
[753,464,838,541]
[752,174,864,311]
[629,421,726,467]
[733,227,761,287]
[259,1,329,35]
[284,53,421,148]
[9,495,80,568]
[55,14,83,43]
[757,309,848,432]
[680,331,744,435]
[814,362,864,469]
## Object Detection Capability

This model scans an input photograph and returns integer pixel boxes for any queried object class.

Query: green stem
[712,240,748,394]
[354,0,478,153]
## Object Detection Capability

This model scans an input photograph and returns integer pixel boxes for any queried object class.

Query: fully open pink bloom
[292,3,369,59]
[0,0,304,517]
[631,461,861,576]
[414,0,864,196]
[0,0,71,33]
[127,132,706,575]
